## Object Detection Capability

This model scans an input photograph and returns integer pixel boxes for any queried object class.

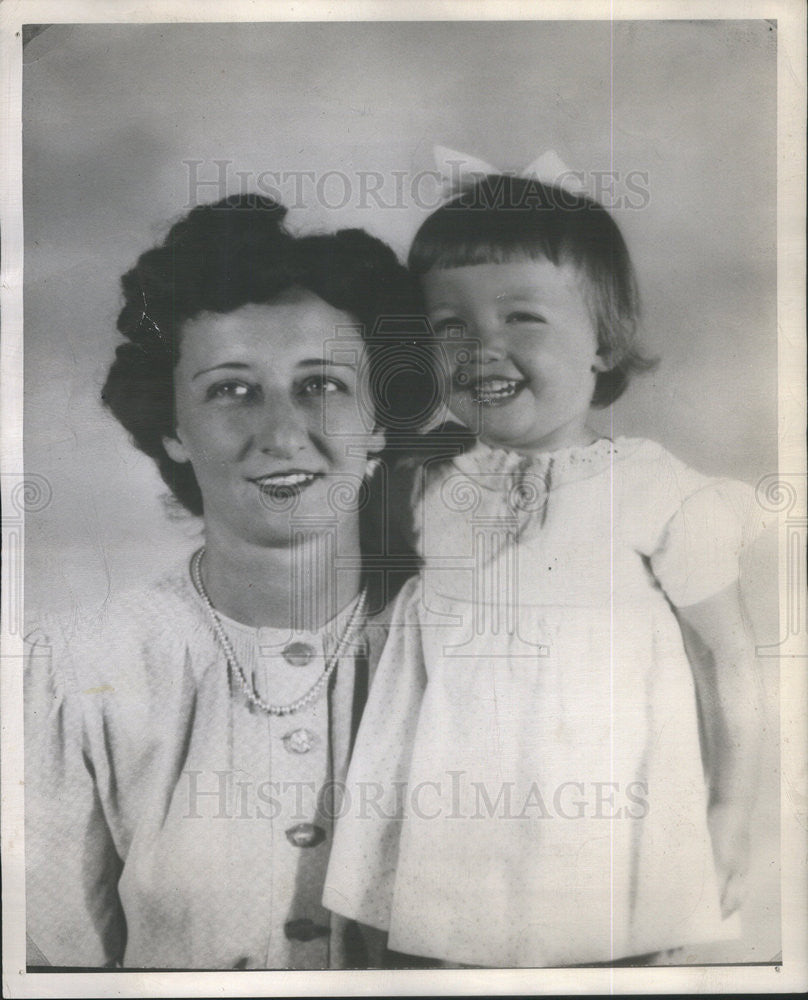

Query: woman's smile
[248,469,324,497]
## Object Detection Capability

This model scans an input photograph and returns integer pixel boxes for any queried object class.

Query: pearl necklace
[190,547,368,717]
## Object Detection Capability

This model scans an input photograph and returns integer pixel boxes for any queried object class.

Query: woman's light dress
[324,437,763,967]
[25,561,385,969]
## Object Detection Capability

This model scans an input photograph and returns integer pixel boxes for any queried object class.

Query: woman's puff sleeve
[24,624,125,968]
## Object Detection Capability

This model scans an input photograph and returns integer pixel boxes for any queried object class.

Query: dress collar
[450,435,628,490]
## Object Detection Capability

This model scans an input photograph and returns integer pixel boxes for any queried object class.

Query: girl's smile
[423,257,609,454]
[460,374,528,406]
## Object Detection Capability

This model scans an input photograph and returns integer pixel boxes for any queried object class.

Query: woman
[24,194,435,970]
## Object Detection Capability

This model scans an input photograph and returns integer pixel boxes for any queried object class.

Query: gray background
[22,19,779,963]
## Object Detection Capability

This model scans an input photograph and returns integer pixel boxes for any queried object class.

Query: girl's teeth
[472,378,521,403]
[483,379,516,393]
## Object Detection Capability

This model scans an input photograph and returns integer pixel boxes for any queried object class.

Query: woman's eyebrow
[191,358,359,380]
[192,362,251,380]
[298,358,358,370]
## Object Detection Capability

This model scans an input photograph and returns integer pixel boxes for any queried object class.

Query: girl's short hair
[103,193,437,515]
[408,174,656,407]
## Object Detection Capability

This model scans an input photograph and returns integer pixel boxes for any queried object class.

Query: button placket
[239,627,331,969]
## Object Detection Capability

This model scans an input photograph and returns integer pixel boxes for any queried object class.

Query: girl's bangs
[409,234,558,275]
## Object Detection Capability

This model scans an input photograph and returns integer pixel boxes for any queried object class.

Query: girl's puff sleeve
[649,477,767,608]
[323,576,428,931]
[24,624,124,968]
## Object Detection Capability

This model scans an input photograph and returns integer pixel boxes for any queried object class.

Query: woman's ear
[367,426,386,456]
[163,433,190,464]
[591,348,614,374]
[363,428,387,480]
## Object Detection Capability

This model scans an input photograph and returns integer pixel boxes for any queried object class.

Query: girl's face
[423,256,608,454]
[163,290,383,548]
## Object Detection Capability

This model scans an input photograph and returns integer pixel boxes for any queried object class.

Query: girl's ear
[163,433,190,464]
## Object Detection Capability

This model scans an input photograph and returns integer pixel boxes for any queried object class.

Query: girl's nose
[254,398,307,458]
[477,342,506,364]
[470,321,507,363]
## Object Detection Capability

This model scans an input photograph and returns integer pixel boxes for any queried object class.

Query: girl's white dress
[323,436,764,967]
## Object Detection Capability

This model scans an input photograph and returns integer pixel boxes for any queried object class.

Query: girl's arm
[675,581,765,918]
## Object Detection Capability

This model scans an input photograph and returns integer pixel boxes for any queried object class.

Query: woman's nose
[254,398,307,458]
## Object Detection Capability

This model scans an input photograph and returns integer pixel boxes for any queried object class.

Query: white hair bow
[434,145,587,196]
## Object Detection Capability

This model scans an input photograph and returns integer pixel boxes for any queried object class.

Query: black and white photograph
[1,0,805,995]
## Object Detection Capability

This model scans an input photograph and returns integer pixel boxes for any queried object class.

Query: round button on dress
[282,728,317,754]
[282,642,316,666]
[285,823,326,848]
[284,918,331,942]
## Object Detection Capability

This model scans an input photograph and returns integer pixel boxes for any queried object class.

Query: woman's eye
[299,375,346,397]
[507,311,545,325]
[206,381,258,402]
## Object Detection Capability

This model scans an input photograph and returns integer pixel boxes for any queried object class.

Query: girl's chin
[455,399,529,439]
[477,410,543,446]
[478,419,595,454]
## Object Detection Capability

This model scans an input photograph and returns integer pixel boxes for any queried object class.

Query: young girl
[323,174,765,967]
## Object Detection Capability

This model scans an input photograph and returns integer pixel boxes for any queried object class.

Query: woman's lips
[249,471,322,496]
[455,374,528,406]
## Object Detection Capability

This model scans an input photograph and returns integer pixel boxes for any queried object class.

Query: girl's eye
[299,375,346,397]
[206,381,258,402]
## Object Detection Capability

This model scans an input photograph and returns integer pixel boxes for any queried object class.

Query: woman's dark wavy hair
[408,174,656,407]
[103,193,439,517]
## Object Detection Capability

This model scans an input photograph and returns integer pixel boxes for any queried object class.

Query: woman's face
[164,289,383,548]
